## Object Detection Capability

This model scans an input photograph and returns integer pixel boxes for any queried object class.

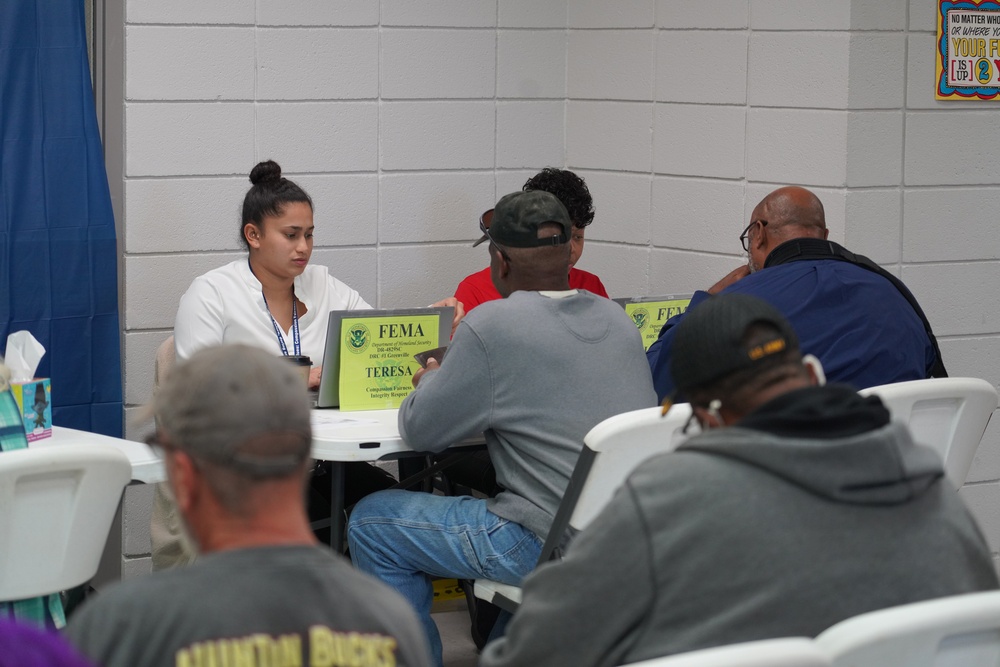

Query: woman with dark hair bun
[166,161,461,561]
[175,160,369,386]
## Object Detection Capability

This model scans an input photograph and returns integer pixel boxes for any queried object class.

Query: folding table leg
[329,462,346,551]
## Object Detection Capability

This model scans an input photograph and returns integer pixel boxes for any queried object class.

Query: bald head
[754,186,827,237]
[745,186,829,271]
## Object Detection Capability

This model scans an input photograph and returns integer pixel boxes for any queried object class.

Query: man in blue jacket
[648,186,945,401]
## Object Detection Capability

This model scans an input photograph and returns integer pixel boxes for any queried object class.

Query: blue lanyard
[263,294,300,357]
[250,259,301,356]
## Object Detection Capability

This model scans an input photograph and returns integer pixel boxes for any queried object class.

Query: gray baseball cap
[472,190,571,248]
[152,344,312,477]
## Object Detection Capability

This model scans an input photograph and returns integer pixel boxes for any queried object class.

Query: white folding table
[311,409,485,549]
[28,412,481,552]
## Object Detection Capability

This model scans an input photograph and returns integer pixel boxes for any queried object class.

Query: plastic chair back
[0,444,132,599]
[473,404,694,612]
[815,590,1000,667]
[859,378,998,488]
[627,638,829,667]
[570,403,693,531]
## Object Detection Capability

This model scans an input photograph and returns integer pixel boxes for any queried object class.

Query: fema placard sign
[937,0,1000,100]
[338,314,440,411]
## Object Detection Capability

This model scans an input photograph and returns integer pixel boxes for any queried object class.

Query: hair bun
[249,160,282,186]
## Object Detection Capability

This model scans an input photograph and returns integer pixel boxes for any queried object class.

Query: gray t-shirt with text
[65,545,431,667]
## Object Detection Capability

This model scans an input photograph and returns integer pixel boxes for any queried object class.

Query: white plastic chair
[474,404,694,610]
[859,377,998,488]
[0,444,132,600]
[815,590,1000,667]
[626,638,829,667]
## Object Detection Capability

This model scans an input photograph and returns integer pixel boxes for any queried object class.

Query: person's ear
[802,354,826,386]
[244,223,261,249]
[753,221,769,253]
[168,450,199,516]
[496,248,512,279]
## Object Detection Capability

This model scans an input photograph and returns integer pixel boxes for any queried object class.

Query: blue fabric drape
[0,0,123,436]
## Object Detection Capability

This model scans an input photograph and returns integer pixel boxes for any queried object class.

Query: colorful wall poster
[937,0,1000,100]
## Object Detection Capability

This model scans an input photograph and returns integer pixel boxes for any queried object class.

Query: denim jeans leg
[347,489,542,667]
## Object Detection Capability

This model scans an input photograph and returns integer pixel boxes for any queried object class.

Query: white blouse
[174,259,371,362]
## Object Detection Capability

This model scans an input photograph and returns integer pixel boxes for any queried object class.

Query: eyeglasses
[661,398,703,435]
[145,432,176,460]
[739,219,769,252]
[478,208,511,262]
[681,409,701,435]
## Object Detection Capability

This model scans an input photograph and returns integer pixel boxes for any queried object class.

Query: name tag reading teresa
[339,314,441,410]
[616,296,692,350]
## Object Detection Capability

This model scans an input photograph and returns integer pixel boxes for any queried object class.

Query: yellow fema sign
[338,314,440,410]
[622,297,691,350]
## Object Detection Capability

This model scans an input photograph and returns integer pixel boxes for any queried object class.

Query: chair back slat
[0,444,131,599]
[860,378,998,488]
[626,637,829,667]
[816,590,1000,667]
[570,404,693,531]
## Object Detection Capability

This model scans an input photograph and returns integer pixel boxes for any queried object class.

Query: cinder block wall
[120,0,573,438]
[116,0,1000,573]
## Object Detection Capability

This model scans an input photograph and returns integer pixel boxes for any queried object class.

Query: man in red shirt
[455,168,608,311]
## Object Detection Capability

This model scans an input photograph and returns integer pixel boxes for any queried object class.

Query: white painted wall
[115,0,1000,572]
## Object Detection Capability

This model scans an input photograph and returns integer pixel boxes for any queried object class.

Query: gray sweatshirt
[481,386,998,667]
[398,289,656,540]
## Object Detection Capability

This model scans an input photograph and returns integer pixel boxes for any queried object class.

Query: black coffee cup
[284,355,312,384]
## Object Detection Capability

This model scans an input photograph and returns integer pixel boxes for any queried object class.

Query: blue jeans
[348,490,542,666]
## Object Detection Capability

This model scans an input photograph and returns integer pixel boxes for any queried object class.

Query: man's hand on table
[707,265,751,295]
[309,367,322,390]
[412,358,439,388]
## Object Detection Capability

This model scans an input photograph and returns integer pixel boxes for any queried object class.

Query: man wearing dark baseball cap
[481,293,996,667]
[349,190,656,666]
[472,189,571,248]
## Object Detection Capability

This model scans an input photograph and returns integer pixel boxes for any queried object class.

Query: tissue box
[11,379,52,442]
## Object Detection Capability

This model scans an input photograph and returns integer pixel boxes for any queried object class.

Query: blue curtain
[0,0,123,436]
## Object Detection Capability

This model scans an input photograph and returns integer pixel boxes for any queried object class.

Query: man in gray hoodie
[481,293,998,667]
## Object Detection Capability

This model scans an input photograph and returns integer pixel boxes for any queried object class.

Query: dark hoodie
[481,385,998,667]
